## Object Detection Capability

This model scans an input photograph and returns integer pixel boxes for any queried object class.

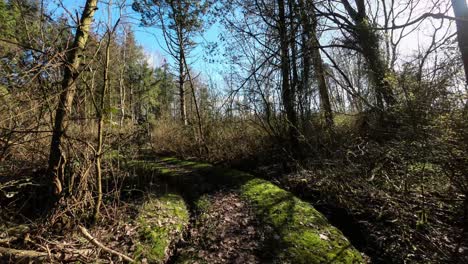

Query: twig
[0,246,51,259]
[78,225,134,262]
[0,237,15,245]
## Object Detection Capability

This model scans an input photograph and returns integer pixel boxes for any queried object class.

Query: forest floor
[128,156,364,263]
[246,157,466,264]
[170,191,265,263]
[2,145,464,263]
[0,154,365,263]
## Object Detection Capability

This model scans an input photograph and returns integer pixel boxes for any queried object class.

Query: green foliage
[154,65,177,114]
[0,0,70,91]
[0,0,17,39]
[134,61,160,119]
[123,58,176,122]
[132,0,211,35]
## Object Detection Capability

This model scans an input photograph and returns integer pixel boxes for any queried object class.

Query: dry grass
[151,117,270,163]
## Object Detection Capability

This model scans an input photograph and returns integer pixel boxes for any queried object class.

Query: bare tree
[339,0,396,109]
[298,0,334,129]
[47,0,99,196]
[277,0,299,151]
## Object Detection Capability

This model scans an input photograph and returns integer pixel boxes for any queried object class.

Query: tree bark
[277,0,299,152]
[0,246,51,259]
[119,31,127,127]
[452,0,468,84]
[341,0,396,108]
[179,50,188,125]
[47,0,99,196]
[93,30,111,222]
[176,0,188,126]
[130,86,135,123]
[299,0,334,129]
[289,0,299,117]
[183,53,208,155]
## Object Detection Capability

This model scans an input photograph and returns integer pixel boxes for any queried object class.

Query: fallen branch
[0,246,51,259]
[78,225,134,263]
[0,237,16,245]
[0,240,92,262]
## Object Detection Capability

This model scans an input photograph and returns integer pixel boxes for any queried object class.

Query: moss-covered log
[133,193,189,263]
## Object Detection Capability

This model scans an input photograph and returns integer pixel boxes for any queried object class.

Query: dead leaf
[319,234,329,241]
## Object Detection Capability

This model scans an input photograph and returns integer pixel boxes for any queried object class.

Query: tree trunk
[298,1,310,130]
[452,4,468,203]
[300,0,334,129]
[179,47,188,125]
[119,34,126,127]
[93,29,112,222]
[277,0,299,152]
[341,0,396,108]
[129,86,135,123]
[289,0,299,119]
[119,72,125,127]
[299,29,309,128]
[452,0,468,84]
[183,53,208,155]
[47,0,99,196]
[175,0,188,126]
[313,45,334,128]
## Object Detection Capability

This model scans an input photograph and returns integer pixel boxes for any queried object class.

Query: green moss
[103,149,124,161]
[160,157,179,162]
[125,160,174,174]
[189,163,212,169]
[126,158,211,177]
[159,167,173,175]
[178,161,198,166]
[241,179,363,264]
[133,194,189,263]
[217,168,253,184]
[164,159,212,170]
[194,194,212,212]
[334,113,357,128]
[408,162,440,174]
[173,194,214,264]
[127,157,363,263]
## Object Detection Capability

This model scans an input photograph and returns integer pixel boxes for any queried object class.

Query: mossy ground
[126,156,364,263]
[133,193,189,263]
[241,178,363,263]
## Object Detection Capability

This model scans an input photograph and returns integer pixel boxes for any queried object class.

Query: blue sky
[55,0,223,79]
[51,0,457,88]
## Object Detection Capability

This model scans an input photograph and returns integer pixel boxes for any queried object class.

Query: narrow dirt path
[172,191,265,264]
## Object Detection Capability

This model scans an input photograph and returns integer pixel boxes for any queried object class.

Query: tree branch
[78,225,134,263]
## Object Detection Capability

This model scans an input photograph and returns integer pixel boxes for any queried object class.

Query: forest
[0,0,467,263]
